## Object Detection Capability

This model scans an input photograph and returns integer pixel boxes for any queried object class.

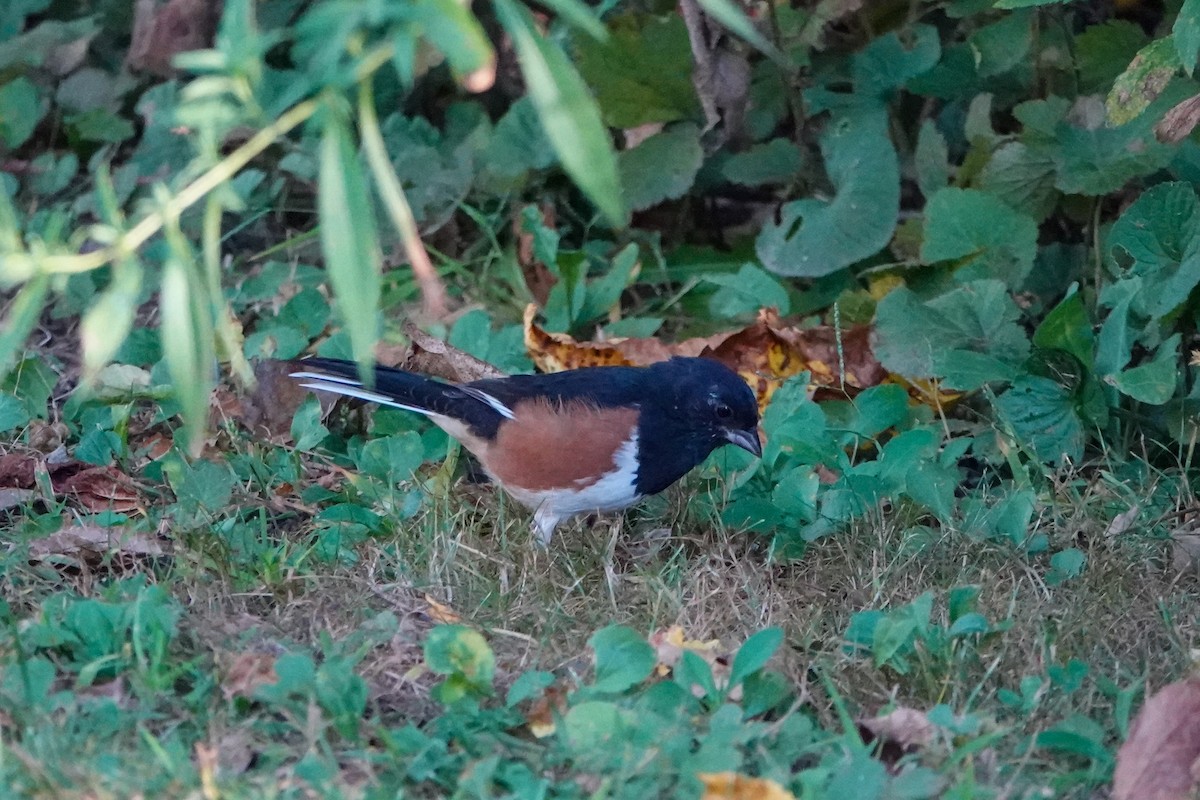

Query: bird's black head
[650,357,762,458]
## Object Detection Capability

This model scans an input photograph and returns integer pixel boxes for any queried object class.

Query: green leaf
[969,10,1033,78]
[168,458,234,512]
[496,0,626,227]
[291,396,330,451]
[915,119,949,199]
[705,263,790,318]
[588,625,654,693]
[1047,548,1087,584]
[618,123,703,211]
[994,375,1085,464]
[873,281,1029,390]
[575,13,698,128]
[1076,21,1148,95]
[1054,108,1175,195]
[319,108,382,377]
[694,0,781,60]
[977,142,1058,221]
[0,273,49,381]
[424,625,495,694]
[413,0,493,79]
[535,0,607,40]
[356,432,425,482]
[852,25,941,97]
[0,393,29,432]
[1106,181,1200,318]
[1033,288,1093,369]
[921,188,1038,287]
[80,259,142,383]
[0,77,42,147]
[1177,0,1200,76]
[1111,333,1179,404]
[160,254,215,458]
[720,138,804,187]
[728,627,783,688]
[757,109,899,277]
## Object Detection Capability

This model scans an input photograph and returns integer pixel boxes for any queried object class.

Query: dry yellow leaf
[698,772,796,800]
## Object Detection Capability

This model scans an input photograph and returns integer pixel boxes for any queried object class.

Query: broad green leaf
[496,0,626,227]
[705,263,790,318]
[915,119,949,199]
[852,24,941,97]
[617,123,702,211]
[994,375,1085,464]
[319,108,382,377]
[1056,103,1177,195]
[728,627,783,688]
[757,109,899,277]
[2,355,54,418]
[1111,333,1180,404]
[424,625,495,692]
[1076,21,1148,95]
[720,138,804,187]
[0,273,49,380]
[80,258,142,383]
[1033,288,1093,369]
[575,13,698,129]
[1047,548,1087,584]
[356,432,426,482]
[995,0,1073,6]
[970,10,1032,78]
[577,244,640,323]
[1106,37,1181,125]
[1178,0,1200,76]
[873,280,1029,390]
[0,393,28,432]
[168,458,235,512]
[291,396,329,451]
[1096,279,1139,376]
[160,255,215,457]
[588,625,654,693]
[978,142,1058,221]
[1106,181,1200,318]
[921,188,1038,287]
[0,77,42,147]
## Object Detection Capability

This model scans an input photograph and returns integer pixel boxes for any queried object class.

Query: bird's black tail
[289,357,480,420]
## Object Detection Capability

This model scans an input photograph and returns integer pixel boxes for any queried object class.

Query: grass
[2,410,1197,797]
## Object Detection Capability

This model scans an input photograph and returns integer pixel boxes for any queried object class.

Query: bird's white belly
[502,433,642,516]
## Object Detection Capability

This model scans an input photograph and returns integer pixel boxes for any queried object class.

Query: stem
[356,73,449,318]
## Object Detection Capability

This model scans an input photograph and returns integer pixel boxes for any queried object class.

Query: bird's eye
[715,403,733,419]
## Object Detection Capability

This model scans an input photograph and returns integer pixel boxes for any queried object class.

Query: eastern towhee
[290,356,761,545]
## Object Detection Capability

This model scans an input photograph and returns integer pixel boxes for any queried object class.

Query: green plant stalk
[203,192,255,386]
[356,76,448,318]
[37,98,320,275]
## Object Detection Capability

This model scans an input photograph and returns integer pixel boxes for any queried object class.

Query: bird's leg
[602,514,623,611]
[532,506,559,548]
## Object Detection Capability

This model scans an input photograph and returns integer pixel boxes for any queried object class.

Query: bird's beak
[724,427,762,458]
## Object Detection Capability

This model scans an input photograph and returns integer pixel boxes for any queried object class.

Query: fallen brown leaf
[698,772,796,800]
[1113,676,1200,800]
[28,523,169,565]
[390,321,506,383]
[55,466,143,513]
[423,594,462,625]
[127,0,219,76]
[221,652,279,701]
[524,305,886,412]
[1157,94,1200,143]
[857,706,936,762]
[649,625,723,677]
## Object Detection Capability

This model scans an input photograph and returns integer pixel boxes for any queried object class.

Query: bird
[289,356,762,545]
